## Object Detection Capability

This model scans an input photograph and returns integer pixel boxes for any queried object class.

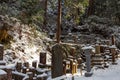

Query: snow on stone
[82,46,94,50]
[0,44,3,47]
[37,73,47,77]
[0,69,7,75]
[109,45,116,48]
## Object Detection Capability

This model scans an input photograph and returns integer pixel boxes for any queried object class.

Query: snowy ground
[50,59,120,80]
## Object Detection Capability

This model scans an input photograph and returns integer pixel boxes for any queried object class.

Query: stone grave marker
[52,44,63,78]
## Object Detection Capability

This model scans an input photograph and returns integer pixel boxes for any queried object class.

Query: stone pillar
[111,35,115,45]
[40,52,46,64]
[52,44,63,78]
[83,46,93,77]
[0,44,4,60]
[95,44,100,54]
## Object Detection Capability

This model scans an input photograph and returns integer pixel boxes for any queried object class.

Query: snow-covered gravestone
[82,46,93,77]
[0,69,7,80]
[0,44,4,60]
[52,44,63,78]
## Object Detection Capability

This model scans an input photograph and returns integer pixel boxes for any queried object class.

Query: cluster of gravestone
[0,34,120,80]
[51,34,120,79]
[0,47,51,80]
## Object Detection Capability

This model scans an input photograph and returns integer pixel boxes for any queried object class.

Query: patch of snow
[0,69,7,75]
[82,46,94,50]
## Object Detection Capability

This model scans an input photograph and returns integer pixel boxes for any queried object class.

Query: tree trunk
[56,0,62,43]
[87,0,95,16]
[43,0,48,29]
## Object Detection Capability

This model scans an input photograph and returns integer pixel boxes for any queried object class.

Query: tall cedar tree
[43,0,48,28]
[87,0,95,16]
[56,0,62,43]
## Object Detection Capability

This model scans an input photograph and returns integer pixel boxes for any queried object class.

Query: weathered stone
[16,61,22,72]
[52,44,63,78]
[83,47,93,77]
[40,52,46,64]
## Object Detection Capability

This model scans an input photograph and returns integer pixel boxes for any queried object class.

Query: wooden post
[70,47,76,57]
[40,52,46,64]
[111,35,115,45]
[110,46,117,64]
[95,44,100,54]
[0,44,4,60]
[6,68,12,80]
[52,44,63,78]
[16,61,22,72]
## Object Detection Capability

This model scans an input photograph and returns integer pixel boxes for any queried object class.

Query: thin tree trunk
[43,0,48,29]
[56,0,62,43]
[87,0,95,16]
